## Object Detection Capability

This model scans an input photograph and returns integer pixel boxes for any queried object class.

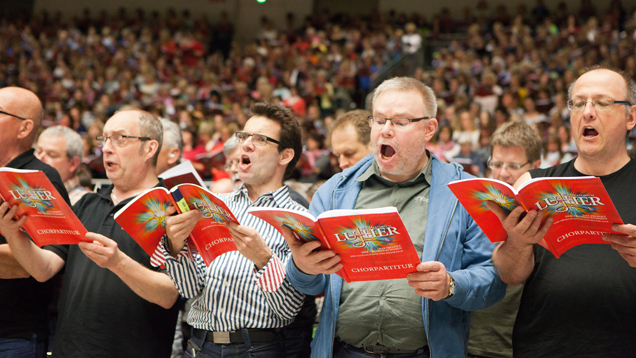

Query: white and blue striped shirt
[161,185,307,331]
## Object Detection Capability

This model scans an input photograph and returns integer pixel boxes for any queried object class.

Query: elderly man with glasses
[158,102,307,358]
[490,66,636,357]
[467,121,542,358]
[284,77,505,358]
[0,87,71,358]
[1,109,180,358]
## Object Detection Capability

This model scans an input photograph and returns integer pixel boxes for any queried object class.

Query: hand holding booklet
[247,206,421,282]
[114,183,238,265]
[0,168,88,246]
[447,176,624,258]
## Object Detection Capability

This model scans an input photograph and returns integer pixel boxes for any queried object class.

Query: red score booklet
[247,206,421,282]
[114,184,239,266]
[447,176,624,258]
[0,168,88,246]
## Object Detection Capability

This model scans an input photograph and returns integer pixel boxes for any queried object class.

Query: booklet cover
[115,183,238,265]
[448,176,624,258]
[0,168,88,246]
[158,161,207,189]
[247,206,421,282]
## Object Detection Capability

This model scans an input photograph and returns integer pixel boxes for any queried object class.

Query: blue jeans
[0,334,47,358]
[184,329,285,358]
[333,340,429,358]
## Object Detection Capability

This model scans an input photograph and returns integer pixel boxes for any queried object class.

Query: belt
[336,339,427,355]
[192,328,280,344]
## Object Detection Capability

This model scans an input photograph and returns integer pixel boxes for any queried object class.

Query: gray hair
[223,134,240,156]
[568,65,636,117]
[372,77,438,118]
[115,109,163,165]
[159,118,183,162]
[39,125,84,162]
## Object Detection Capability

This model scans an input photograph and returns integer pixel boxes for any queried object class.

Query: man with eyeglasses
[284,77,505,358]
[0,87,70,358]
[158,102,307,358]
[490,66,636,357]
[467,121,542,358]
[2,109,180,358]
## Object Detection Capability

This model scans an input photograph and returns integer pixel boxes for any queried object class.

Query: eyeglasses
[487,158,530,171]
[567,98,632,111]
[0,110,27,121]
[235,131,280,146]
[224,159,240,171]
[96,134,151,147]
[368,116,429,130]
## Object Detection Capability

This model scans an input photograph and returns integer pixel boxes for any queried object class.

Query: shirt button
[223,281,229,287]
[219,307,225,313]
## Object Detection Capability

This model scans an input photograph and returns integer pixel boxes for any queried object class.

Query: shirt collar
[6,149,36,168]
[65,177,80,192]
[229,184,292,207]
[355,150,433,185]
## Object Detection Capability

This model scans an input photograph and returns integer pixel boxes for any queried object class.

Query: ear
[144,140,160,162]
[424,118,439,142]
[168,148,180,166]
[278,148,294,167]
[16,119,34,140]
[626,105,636,132]
[530,159,542,170]
[69,156,81,175]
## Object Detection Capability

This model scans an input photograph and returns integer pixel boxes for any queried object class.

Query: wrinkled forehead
[103,113,140,135]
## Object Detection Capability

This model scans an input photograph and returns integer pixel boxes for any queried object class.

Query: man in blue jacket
[284,77,505,358]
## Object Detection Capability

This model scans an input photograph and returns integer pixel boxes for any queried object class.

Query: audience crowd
[1,1,636,187]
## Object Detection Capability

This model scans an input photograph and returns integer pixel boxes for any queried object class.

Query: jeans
[184,329,286,358]
[333,340,429,358]
[0,334,47,358]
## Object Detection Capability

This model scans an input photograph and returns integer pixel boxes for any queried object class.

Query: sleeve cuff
[253,254,286,292]
[154,235,191,267]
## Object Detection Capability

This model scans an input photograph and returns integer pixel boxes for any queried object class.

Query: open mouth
[380,144,396,160]
[105,161,117,169]
[583,126,599,138]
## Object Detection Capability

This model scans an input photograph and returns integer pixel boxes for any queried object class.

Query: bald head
[0,87,43,166]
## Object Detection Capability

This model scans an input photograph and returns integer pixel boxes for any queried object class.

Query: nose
[339,155,350,169]
[581,101,597,119]
[379,120,395,137]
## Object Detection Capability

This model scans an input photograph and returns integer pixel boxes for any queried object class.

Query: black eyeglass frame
[234,131,280,146]
[367,115,430,127]
[487,157,531,171]
[0,110,28,121]
[567,98,632,111]
[96,134,152,147]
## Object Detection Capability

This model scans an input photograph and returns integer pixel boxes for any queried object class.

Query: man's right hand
[486,202,552,249]
[164,206,202,257]
[281,226,343,275]
[0,202,27,239]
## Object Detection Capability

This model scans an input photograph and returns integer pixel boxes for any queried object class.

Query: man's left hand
[604,224,636,267]
[228,222,272,270]
[79,233,122,269]
[407,261,451,301]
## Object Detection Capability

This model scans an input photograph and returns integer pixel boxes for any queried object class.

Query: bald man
[0,87,70,358]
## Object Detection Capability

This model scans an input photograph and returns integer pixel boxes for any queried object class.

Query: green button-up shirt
[336,153,433,350]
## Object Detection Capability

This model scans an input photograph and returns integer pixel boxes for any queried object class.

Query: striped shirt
[160,185,306,331]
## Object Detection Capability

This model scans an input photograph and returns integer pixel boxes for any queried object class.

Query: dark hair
[249,102,302,179]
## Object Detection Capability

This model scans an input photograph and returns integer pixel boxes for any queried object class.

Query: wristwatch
[446,274,455,299]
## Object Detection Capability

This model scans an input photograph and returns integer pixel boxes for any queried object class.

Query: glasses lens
[392,118,410,126]
[96,136,105,146]
[595,98,612,110]
[235,132,247,142]
[253,134,268,146]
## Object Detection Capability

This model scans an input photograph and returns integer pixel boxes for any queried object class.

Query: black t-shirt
[44,183,178,358]
[0,149,69,340]
[513,159,636,357]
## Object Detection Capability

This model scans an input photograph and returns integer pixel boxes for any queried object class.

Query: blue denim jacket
[286,154,506,358]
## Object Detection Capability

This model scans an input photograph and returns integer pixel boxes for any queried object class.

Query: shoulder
[530,160,576,178]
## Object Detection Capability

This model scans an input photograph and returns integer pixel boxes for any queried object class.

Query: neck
[573,152,630,177]
[381,155,429,183]
[111,171,160,202]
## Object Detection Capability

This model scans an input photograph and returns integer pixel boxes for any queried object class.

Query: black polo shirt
[44,182,179,358]
[0,149,70,340]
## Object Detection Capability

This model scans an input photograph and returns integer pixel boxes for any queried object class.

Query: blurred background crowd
[1,0,636,198]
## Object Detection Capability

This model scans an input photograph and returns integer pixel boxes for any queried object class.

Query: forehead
[244,116,281,137]
[572,70,627,99]
[492,145,528,162]
[37,135,67,151]
[103,113,140,134]
[373,89,426,116]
